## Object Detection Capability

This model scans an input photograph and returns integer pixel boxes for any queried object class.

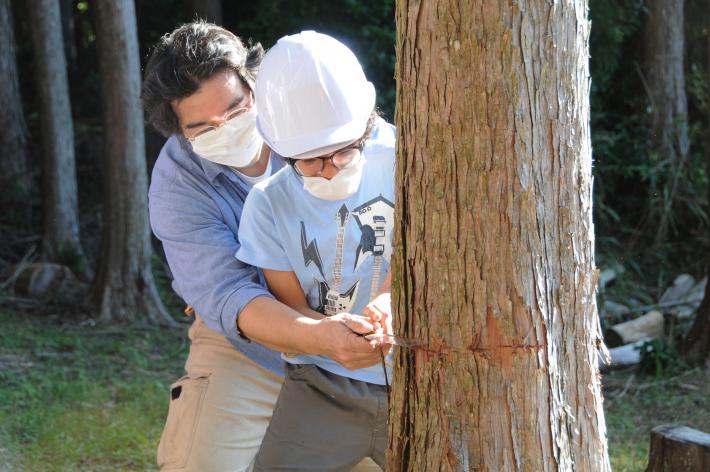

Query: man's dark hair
[141,21,264,137]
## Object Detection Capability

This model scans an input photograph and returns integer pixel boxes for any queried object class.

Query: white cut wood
[659,274,696,305]
[605,311,664,347]
[670,277,707,319]
[599,338,651,370]
[598,268,617,289]
[603,300,630,317]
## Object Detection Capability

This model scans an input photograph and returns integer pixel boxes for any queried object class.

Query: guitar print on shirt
[299,206,359,316]
[353,195,395,301]
[324,204,360,315]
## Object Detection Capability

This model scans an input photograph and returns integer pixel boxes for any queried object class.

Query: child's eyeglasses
[290,144,363,177]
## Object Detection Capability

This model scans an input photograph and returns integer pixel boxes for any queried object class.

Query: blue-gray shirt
[148,135,284,375]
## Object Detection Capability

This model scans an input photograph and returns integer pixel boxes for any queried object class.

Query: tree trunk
[646,425,710,471]
[0,0,31,204]
[59,0,77,75]
[686,290,710,366]
[90,0,174,326]
[684,6,710,366]
[189,0,222,25]
[27,0,85,269]
[643,0,689,244]
[387,2,610,471]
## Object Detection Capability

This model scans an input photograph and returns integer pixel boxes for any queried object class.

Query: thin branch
[0,246,37,291]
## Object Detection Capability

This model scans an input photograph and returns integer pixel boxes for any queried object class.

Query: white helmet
[255,31,376,159]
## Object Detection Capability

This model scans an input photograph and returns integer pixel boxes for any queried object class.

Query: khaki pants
[157,315,382,471]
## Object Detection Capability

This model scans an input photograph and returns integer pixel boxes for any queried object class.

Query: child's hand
[363,292,392,336]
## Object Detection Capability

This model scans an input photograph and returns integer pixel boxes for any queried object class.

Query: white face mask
[301,155,365,201]
[190,107,263,168]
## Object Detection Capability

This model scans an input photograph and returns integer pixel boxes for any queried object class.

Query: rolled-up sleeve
[149,187,273,343]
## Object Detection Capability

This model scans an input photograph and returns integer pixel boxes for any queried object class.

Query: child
[236,31,395,470]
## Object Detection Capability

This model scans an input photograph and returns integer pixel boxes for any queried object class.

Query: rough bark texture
[387,1,610,470]
[190,0,222,24]
[0,0,30,198]
[27,0,84,265]
[643,0,689,243]
[90,0,174,326]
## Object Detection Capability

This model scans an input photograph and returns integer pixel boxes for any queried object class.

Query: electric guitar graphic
[323,204,359,316]
[368,215,387,301]
[352,195,395,301]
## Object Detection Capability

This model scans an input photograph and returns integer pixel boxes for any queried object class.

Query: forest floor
[0,304,707,471]
[604,365,710,471]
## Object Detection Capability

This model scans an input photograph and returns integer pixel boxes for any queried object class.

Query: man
[142,22,385,471]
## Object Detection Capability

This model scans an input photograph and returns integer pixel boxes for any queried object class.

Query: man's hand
[312,313,386,370]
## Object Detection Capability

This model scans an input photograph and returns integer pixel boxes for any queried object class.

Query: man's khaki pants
[157,315,382,471]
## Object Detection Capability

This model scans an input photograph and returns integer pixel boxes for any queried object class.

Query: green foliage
[589,0,710,303]
[57,241,89,278]
[229,0,396,119]
[589,0,646,97]
[636,337,689,378]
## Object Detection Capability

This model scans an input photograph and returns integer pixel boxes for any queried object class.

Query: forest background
[0,0,708,471]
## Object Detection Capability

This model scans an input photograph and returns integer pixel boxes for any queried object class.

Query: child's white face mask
[301,155,366,201]
[190,107,263,168]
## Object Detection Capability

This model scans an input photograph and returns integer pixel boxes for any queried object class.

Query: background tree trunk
[27,0,85,268]
[59,0,77,75]
[643,0,689,244]
[189,0,222,25]
[90,0,174,326]
[684,5,710,366]
[0,0,31,205]
[387,2,610,470]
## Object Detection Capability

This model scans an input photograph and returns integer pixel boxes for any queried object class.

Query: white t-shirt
[230,156,272,187]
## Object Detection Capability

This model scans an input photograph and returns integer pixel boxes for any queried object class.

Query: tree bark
[0,0,31,203]
[189,0,222,25]
[387,2,610,471]
[643,0,689,244]
[683,4,710,366]
[90,0,174,326]
[27,0,85,268]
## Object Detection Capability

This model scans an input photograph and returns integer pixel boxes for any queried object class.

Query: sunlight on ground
[0,309,708,471]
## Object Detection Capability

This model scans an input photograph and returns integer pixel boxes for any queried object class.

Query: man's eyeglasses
[186,93,254,141]
[290,144,363,177]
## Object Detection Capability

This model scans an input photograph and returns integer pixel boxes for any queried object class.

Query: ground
[0,308,187,471]
[0,305,707,471]
[604,365,710,471]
